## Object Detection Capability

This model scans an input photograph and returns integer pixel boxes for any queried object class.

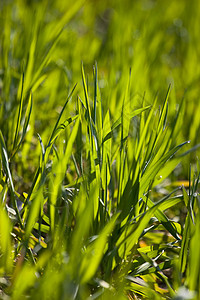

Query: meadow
[0,0,200,299]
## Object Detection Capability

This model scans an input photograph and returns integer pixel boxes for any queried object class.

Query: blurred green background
[1,0,200,191]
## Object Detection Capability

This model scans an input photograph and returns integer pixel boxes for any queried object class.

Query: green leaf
[25,186,44,239]
[80,213,119,283]
[13,72,25,151]
[11,92,33,159]
[140,141,189,197]
[0,203,13,273]
[146,194,182,240]
[189,212,200,291]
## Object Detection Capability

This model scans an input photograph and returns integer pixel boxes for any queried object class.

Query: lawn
[0,0,200,299]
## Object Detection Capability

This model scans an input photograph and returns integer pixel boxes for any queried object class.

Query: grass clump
[1,0,200,299]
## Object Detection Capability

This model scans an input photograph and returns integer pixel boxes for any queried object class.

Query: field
[0,0,200,299]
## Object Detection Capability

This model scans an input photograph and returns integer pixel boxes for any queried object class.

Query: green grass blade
[46,83,77,150]
[0,203,13,273]
[13,72,25,151]
[11,92,33,159]
[189,212,200,291]
[146,194,182,240]
[140,141,189,197]
[25,186,44,240]
[80,213,119,284]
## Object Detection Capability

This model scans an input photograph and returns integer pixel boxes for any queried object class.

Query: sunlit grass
[1,0,200,299]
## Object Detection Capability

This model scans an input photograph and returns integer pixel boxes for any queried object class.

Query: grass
[1,0,200,299]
